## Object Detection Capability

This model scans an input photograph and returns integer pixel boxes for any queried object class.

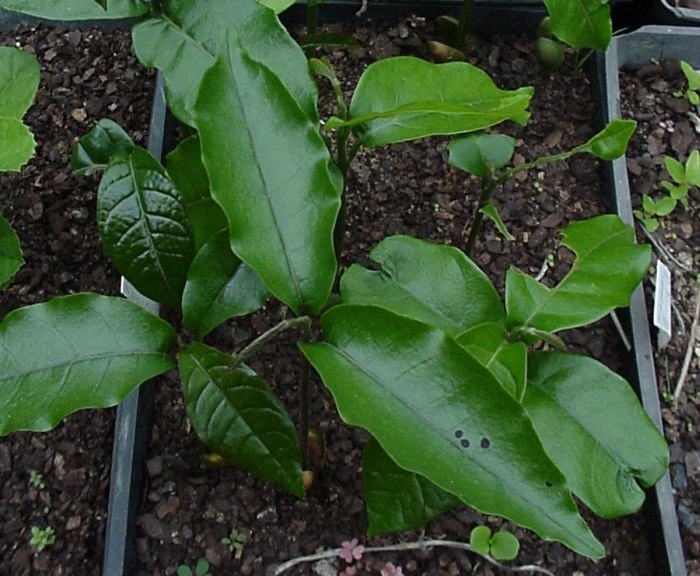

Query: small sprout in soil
[302,469,315,492]
[679,60,700,106]
[469,525,520,561]
[177,559,211,576]
[29,526,55,552]
[28,471,45,490]
[221,528,247,557]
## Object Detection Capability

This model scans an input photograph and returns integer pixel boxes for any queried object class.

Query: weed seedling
[29,526,55,552]
[221,528,247,557]
[28,471,45,490]
[678,60,700,106]
[177,559,211,576]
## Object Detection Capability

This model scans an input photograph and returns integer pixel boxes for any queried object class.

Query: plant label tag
[120,277,160,315]
[653,262,672,349]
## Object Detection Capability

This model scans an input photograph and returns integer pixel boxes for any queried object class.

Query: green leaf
[542,0,612,51]
[182,230,269,340]
[0,294,176,435]
[363,435,459,535]
[132,0,318,126]
[300,32,360,49]
[664,155,686,184]
[578,120,636,161]
[256,0,296,12]
[686,149,700,186]
[165,135,228,251]
[655,195,677,216]
[456,323,527,401]
[341,57,533,147]
[179,342,304,497]
[642,194,656,214]
[98,147,195,309]
[490,531,520,561]
[506,215,650,334]
[448,133,515,179]
[0,47,40,118]
[71,119,135,176]
[301,305,604,558]
[469,526,492,556]
[0,209,23,287]
[0,117,35,172]
[524,352,669,518]
[193,33,340,316]
[681,60,700,91]
[480,203,514,241]
[340,235,504,336]
[645,217,659,233]
[0,0,148,19]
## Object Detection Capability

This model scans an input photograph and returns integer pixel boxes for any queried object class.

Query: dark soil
[0,14,663,576]
[135,18,654,576]
[0,25,155,575]
[620,58,700,575]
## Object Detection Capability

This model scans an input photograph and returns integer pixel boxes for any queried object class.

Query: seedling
[678,60,700,106]
[469,526,520,561]
[177,559,211,576]
[29,526,55,552]
[29,471,45,490]
[221,528,247,557]
[634,149,700,232]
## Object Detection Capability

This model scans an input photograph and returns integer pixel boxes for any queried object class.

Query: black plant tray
[592,24,700,576]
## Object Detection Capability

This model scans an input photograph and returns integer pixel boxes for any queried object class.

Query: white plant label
[653,261,672,349]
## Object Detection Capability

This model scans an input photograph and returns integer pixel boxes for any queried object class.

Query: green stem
[454,0,475,52]
[464,175,497,256]
[298,322,313,470]
[307,1,318,37]
[231,316,311,370]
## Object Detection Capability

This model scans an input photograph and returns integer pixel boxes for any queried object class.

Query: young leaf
[480,203,514,241]
[490,531,520,561]
[655,195,677,216]
[301,305,604,558]
[340,235,505,336]
[664,155,686,184]
[681,60,700,91]
[0,118,35,172]
[0,210,23,287]
[686,149,700,186]
[506,215,650,334]
[182,230,269,340]
[132,0,318,126]
[0,47,40,118]
[469,526,492,556]
[524,352,669,518]
[0,294,176,435]
[165,135,228,250]
[179,342,305,498]
[98,147,195,309]
[448,133,516,179]
[337,57,533,147]
[193,33,341,316]
[363,435,459,535]
[542,0,612,51]
[71,119,135,176]
[642,194,656,214]
[578,120,636,161]
[0,0,148,19]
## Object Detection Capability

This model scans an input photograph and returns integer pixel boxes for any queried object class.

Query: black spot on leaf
[480,437,490,449]
[460,439,470,448]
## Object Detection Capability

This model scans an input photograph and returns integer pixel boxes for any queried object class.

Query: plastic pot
[652,0,700,26]
[592,24,700,576]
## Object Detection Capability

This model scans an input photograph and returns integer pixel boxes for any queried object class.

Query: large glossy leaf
[182,230,269,340]
[340,235,504,336]
[132,0,318,126]
[71,119,134,176]
[165,135,227,251]
[193,34,340,316]
[0,0,148,19]
[524,352,669,518]
[0,47,40,119]
[257,0,297,12]
[506,215,650,334]
[0,117,34,172]
[456,323,527,401]
[0,210,22,287]
[363,435,459,535]
[0,293,176,435]
[179,342,304,497]
[543,0,612,52]
[301,305,604,558]
[98,147,195,309]
[330,57,532,147]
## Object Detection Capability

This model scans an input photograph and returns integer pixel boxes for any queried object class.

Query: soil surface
[620,58,700,575]
[0,14,667,576]
[0,24,155,576]
[135,17,653,576]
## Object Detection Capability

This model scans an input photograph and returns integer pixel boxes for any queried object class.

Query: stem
[307,0,318,36]
[271,538,558,576]
[454,0,475,51]
[298,322,313,470]
[464,175,497,256]
[231,316,311,371]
